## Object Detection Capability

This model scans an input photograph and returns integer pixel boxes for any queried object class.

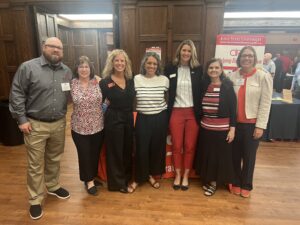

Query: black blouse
[100,77,135,112]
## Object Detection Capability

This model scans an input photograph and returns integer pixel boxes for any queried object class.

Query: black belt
[27,116,62,123]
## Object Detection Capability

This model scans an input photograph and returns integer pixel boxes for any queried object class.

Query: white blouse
[174,66,194,107]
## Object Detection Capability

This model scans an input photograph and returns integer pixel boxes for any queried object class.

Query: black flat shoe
[173,184,181,190]
[181,185,189,191]
[94,180,102,187]
[86,186,98,195]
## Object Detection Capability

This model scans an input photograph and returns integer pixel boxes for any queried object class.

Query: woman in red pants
[164,40,203,190]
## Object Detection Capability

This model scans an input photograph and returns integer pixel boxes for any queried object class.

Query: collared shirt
[174,66,193,107]
[9,55,72,124]
[263,60,276,75]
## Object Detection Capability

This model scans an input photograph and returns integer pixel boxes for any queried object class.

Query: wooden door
[118,0,225,73]
[33,6,58,54]
[0,5,36,100]
[98,29,114,75]
[58,26,73,69]
[72,29,100,75]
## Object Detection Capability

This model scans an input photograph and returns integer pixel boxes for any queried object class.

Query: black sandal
[203,184,216,196]
[149,177,160,189]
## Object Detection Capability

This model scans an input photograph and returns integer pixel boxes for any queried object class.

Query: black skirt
[195,127,234,185]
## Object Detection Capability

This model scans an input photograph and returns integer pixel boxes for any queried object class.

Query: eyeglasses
[45,44,63,50]
[241,54,254,59]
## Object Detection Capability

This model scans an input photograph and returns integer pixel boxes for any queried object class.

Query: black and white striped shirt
[134,74,169,114]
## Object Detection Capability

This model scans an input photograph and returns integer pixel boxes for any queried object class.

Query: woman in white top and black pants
[164,40,203,190]
[132,52,169,189]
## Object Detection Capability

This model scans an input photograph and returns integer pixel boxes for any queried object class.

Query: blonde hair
[173,39,200,68]
[102,49,132,79]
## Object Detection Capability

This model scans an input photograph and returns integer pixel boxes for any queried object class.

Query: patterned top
[134,74,169,114]
[71,78,104,135]
[201,83,230,131]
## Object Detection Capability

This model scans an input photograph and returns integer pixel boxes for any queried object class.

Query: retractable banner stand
[215,34,266,74]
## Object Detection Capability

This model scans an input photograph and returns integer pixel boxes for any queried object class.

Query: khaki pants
[24,117,66,205]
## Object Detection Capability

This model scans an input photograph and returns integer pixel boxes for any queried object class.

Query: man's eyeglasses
[45,44,63,50]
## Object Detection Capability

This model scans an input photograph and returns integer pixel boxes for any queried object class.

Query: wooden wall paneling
[58,25,74,69]
[167,4,173,63]
[137,5,168,70]
[33,7,58,53]
[0,42,9,99]
[73,29,100,75]
[172,4,204,63]
[46,14,58,37]
[36,12,48,43]
[0,8,13,100]
[120,5,137,72]
[172,5,203,35]
[113,1,120,48]
[84,29,100,76]
[98,30,109,75]
[118,0,225,73]
[12,6,37,64]
[0,1,9,9]
[203,0,225,65]
[0,6,36,99]
[138,6,167,36]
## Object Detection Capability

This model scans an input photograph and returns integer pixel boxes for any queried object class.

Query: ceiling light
[59,14,113,21]
[224,12,300,19]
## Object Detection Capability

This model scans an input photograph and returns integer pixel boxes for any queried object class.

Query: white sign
[215,34,266,74]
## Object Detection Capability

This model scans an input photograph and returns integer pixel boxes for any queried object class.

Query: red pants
[169,108,199,170]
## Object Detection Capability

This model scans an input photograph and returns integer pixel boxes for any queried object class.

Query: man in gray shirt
[9,37,72,220]
[263,53,276,77]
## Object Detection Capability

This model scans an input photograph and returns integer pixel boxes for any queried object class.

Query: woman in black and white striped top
[131,52,169,190]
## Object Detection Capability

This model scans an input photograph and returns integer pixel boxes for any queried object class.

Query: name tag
[213,88,220,92]
[170,74,176,78]
[236,78,245,86]
[61,82,70,91]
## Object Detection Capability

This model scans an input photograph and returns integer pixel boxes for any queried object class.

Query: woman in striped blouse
[195,58,236,196]
[131,52,169,190]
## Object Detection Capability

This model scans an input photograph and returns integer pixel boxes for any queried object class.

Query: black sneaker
[29,204,43,220]
[47,187,70,199]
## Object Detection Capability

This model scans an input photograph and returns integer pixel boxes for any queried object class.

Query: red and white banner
[215,34,266,73]
[98,113,197,181]
[146,47,162,60]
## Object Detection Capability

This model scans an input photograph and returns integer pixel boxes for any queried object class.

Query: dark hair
[140,52,162,75]
[73,56,95,79]
[203,58,233,88]
[204,58,225,81]
[236,46,258,68]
